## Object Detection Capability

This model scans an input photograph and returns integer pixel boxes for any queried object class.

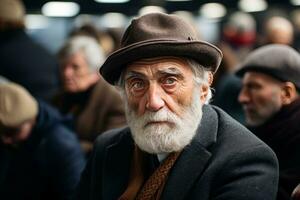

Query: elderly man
[0,83,85,200]
[237,44,300,200]
[78,13,278,200]
[54,35,126,154]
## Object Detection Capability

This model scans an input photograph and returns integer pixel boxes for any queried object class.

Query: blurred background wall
[22,0,300,53]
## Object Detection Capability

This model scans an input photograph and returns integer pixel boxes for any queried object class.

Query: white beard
[125,89,203,154]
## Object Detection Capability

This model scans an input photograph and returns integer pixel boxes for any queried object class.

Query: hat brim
[99,39,223,85]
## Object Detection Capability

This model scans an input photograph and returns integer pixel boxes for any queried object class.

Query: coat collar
[161,104,218,200]
[103,104,218,200]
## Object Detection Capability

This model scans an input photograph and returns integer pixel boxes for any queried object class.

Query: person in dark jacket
[0,83,85,200]
[0,0,60,101]
[237,44,300,200]
[77,13,279,200]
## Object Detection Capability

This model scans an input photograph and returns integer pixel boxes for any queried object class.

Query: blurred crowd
[1,0,300,200]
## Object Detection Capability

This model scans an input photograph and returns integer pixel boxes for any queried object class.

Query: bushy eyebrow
[157,67,185,81]
[125,67,184,80]
[124,71,146,80]
[157,67,182,76]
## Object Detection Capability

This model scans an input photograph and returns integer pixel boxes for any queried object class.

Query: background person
[0,83,85,200]
[54,35,126,154]
[236,44,300,200]
[0,0,60,101]
[263,16,294,46]
[69,24,116,56]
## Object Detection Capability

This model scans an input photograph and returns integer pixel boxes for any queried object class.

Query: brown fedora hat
[100,12,223,85]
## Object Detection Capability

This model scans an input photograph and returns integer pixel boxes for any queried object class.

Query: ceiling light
[42,2,80,17]
[200,3,227,19]
[291,0,300,6]
[238,0,268,12]
[94,0,130,3]
[138,6,166,16]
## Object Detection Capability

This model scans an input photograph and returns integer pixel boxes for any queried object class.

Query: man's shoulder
[36,101,81,150]
[38,124,81,155]
[47,124,77,142]
[209,106,277,165]
[213,105,248,132]
[210,105,270,149]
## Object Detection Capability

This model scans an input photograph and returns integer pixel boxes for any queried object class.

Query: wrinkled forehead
[124,56,192,76]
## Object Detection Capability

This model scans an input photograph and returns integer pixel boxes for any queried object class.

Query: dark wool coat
[0,29,60,101]
[249,98,300,200]
[77,105,279,200]
[0,101,85,200]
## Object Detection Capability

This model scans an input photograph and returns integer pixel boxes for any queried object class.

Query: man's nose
[238,88,250,104]
[62,66,73,78]
[145,84,165,112]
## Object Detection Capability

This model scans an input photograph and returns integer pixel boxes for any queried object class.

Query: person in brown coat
[54,35,126,154]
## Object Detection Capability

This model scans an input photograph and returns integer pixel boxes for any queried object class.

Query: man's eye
[163,77,177,85]
[132,81,145,90]
[247,84,261,90]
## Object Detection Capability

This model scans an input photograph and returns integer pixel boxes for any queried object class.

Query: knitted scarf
[119,146,180,200]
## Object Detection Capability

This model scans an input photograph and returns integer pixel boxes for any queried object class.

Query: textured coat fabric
[249,98,300,200]
[0,29,60,101]
[77,105,279,200]
[54,77,126,153]
[0,101,85,200]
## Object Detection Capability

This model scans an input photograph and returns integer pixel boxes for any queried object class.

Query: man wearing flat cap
[78,13,278,200]
[237,44,300,200]
[0,83,85,200]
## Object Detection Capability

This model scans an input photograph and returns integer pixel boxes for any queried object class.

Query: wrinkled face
[238,72,283,126]
[60,51,94,93]
[123,57,208,153]
[0,120,35,146]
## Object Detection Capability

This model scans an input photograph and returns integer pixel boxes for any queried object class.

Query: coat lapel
[161,105,219,200]
[102,129,135,200]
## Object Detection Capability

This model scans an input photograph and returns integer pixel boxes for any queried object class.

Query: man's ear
[200,72,213,104]
[200,84,209,104]
[281,82,298,105]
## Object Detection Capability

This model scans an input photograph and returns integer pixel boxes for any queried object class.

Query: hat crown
[100,13,222,85]
[0,83,38,127]
[121,13,200,48]
[236,44,300,90]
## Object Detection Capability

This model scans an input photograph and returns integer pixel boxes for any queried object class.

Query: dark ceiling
[23,0,294,16]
